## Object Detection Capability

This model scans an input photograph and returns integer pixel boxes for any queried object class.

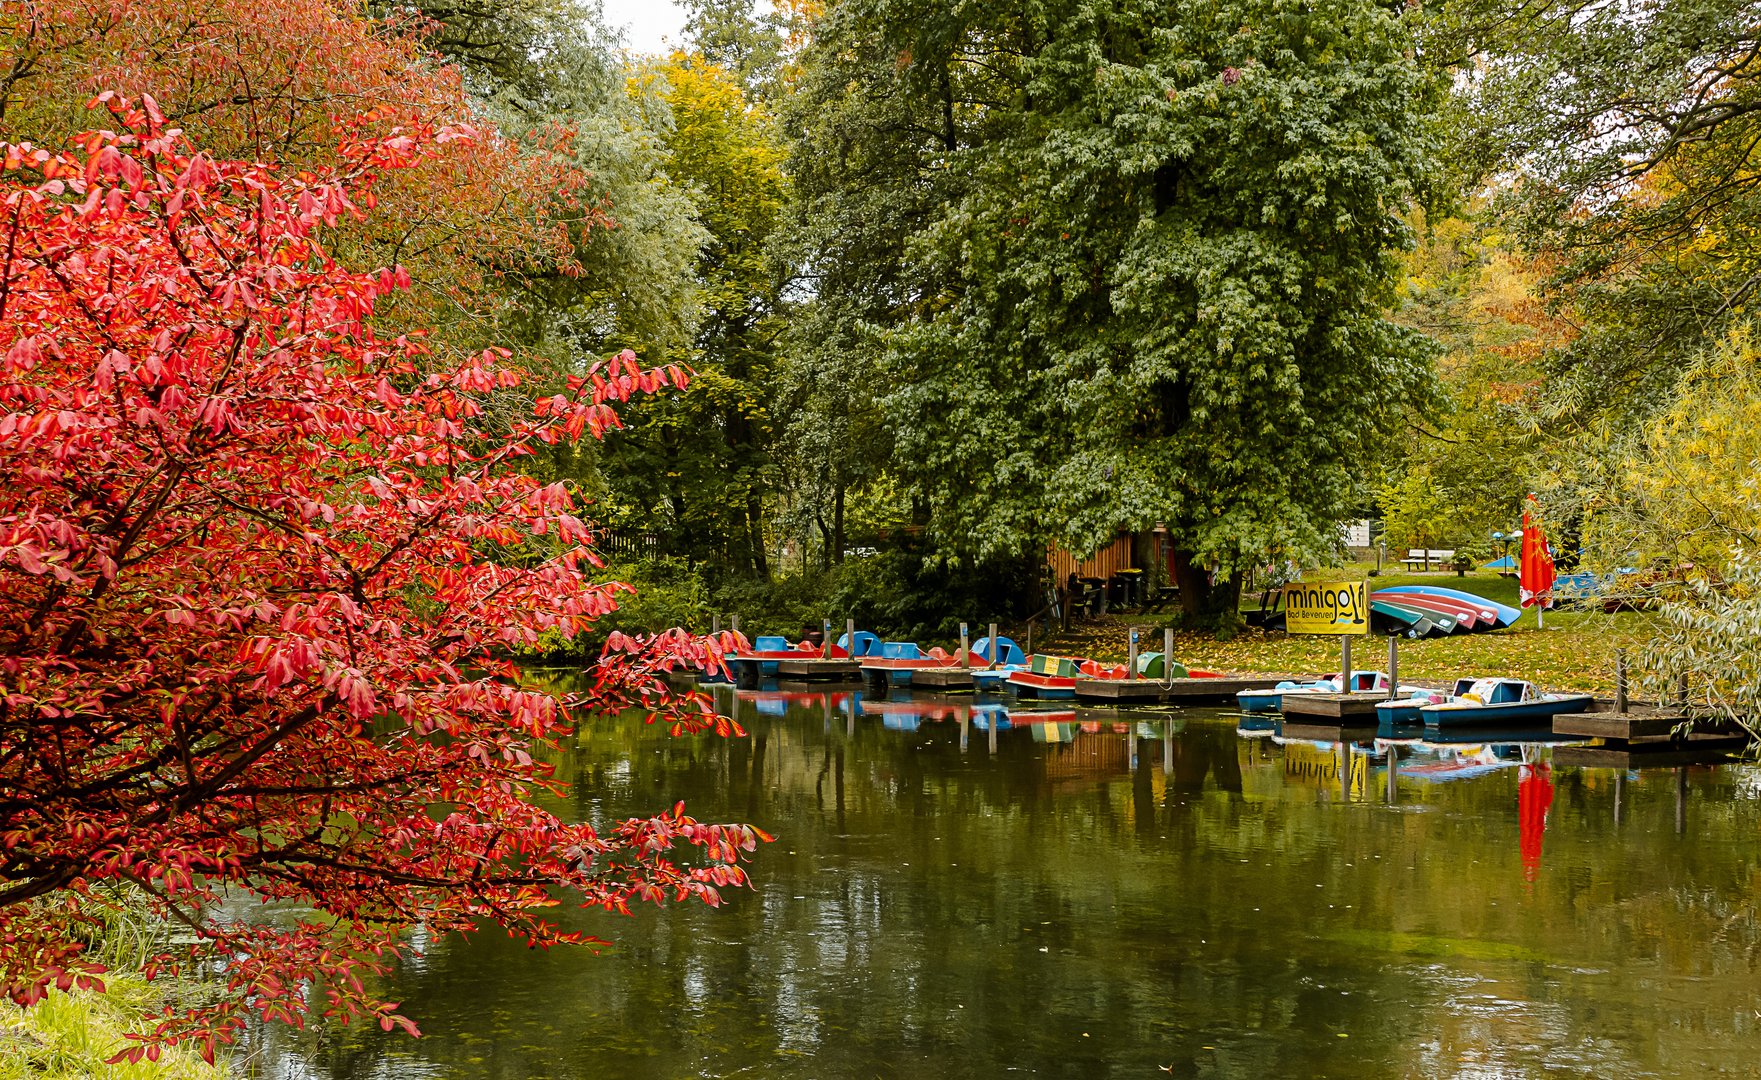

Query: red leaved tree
[0,94,757,1063]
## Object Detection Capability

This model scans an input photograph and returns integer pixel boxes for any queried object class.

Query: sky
[601,0,689,54]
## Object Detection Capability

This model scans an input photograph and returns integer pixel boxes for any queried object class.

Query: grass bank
[0,975,227,1080]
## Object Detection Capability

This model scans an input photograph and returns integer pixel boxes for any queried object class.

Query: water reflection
[246,684,1761,1079]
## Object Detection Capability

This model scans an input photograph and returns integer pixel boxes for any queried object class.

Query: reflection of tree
[262,690,1761,1079]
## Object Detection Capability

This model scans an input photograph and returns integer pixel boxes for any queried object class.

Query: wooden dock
[912,668,975,691]
[1072,676,1285,705]
[1280,692,1386,719]
[774,657,863,684]
[1551,709,1746,768]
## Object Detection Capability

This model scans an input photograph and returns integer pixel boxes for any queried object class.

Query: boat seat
[879,641,923,660]
[754,635,790,652]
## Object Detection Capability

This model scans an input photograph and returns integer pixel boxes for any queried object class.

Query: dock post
[988,623,999,667]
[1340,635,1352,689]
[712,614,721,636]
[1677,672,1690,710]
[1163,628,1174,684]
[822,618,833,659]
[1127,627,1139,680]
[1025,620,1034,659]
[846,618,857,659]
[1615,649,1628,713]
[959,622,970,668]
[730,614,740,636]
[1386,637,1399,701]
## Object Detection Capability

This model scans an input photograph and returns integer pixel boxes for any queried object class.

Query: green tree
[788,0,1441,622]
[600,54,791,577]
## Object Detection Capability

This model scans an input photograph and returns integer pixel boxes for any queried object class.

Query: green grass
[0,976,228,1080]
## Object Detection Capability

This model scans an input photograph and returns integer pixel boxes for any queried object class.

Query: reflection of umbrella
[1518,762,1554,882]
[1520,494,1556,628]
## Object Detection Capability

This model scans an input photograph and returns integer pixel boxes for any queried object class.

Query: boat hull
[1422,694,1595,729]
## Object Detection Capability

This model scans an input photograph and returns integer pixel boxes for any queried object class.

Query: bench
[1401,548,1457,572]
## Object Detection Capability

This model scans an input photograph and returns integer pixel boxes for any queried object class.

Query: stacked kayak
[1370,586,1522,639]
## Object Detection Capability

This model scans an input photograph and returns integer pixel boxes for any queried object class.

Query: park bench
[1402,548,1457,572]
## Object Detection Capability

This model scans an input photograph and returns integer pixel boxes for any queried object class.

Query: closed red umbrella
[1520,494,1556,628]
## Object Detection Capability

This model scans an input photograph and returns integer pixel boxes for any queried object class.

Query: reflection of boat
[858,696,1010,730]
[1238,671,1399,713]
[1420,679,1594,729]
[1237,716,1279,738]
[735,688,857,716]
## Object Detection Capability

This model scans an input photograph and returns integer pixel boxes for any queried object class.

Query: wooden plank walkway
[1073,676,1285,705]
[913,668,975,691]
[1551,708,1747,767]
[1280,692,1386,719]
[774,657,863,684]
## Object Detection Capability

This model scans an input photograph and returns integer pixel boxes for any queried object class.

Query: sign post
[1282,581,1370,692]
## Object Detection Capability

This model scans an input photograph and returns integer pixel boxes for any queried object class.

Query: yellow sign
[1283,581,1369,636]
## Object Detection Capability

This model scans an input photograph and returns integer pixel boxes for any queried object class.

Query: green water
[256,686,1761,1079]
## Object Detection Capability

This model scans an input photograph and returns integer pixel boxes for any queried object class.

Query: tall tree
[788,0,1440,621]
[1432,0,1761,427]
[601,54,791,578]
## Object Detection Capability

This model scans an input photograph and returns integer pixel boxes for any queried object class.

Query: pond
[248,683,1761,1079]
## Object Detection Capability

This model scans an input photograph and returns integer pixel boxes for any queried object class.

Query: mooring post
[1677,672,1690,710]
[846,618,857,659]
[1163,627,1175,683]
[1340,635,1353,691]
[959,622,970,668]
[1026,620,1034,659]
[988,622,999,667]
[1387,636,1399,701]
[729,614,740,638]
[712,614,721,636]
[1615,649,1629,713]
[1127,627,1139,680]
[822,618,833,659]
